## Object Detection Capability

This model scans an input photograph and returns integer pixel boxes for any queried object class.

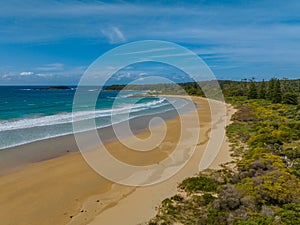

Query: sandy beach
[0,96,236,225]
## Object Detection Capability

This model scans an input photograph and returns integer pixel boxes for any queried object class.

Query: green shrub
[233,213,273,225]
[238,169,300,205]
[238,151,284,172]
[179,175,219,193]
[276,203,300,224]
[203,193,216,204]
[282,92,298,105]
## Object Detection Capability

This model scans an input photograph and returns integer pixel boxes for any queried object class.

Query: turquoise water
[0,86,187,149]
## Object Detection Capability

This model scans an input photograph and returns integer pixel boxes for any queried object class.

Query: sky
[0,0,300,85]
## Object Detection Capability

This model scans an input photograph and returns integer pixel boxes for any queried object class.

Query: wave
[0,97,192,150]
[0,106,176,150]
[120,93,134,98]
[0,97,168,132]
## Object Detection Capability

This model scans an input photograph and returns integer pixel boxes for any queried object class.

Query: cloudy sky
[0,0,300,85]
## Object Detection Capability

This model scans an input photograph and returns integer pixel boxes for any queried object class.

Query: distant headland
[35,86,71,90]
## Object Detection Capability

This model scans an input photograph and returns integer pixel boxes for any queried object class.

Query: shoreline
[0,96,194,176]
[0,96,236,225]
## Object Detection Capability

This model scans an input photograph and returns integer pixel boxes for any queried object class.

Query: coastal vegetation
[145,78,300,224]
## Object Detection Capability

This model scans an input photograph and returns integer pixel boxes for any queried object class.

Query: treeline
[181,78,300,105]
[221,78,300,105]
[105,78,300,105]
[105,83,186,95]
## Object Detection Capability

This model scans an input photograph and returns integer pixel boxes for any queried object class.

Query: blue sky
[0,0,300,85]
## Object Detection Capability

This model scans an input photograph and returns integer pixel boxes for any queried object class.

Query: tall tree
[266,78,275,100]
[258,80,266,99]
[248,81,257,99]
[272,79,282,103]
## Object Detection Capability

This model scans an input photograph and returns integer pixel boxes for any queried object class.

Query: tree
[248,81,257,99]
[272,79,282,103]
[258,80,266,99]
[266,78,275,100]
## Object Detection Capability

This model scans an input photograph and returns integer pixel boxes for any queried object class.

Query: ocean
[0,86,189,150]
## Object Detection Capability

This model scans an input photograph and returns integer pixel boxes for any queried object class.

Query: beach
[0,96,236,225]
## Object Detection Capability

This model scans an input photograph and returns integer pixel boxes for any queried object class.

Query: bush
[233,214,274,225]
[216,184,242,210]
[238,151,284,173]
[203,193,216,204]
[280,146,300,160]
[282,92,298,105]
[239,169,300,205]
[276,203,300,224]
[248,133,283,148]
[179,175,219,193]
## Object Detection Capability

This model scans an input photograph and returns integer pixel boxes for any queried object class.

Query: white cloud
[117,47,175,56]
[1,72,13,79]
[139,72,148,76]
[20,71,34,76]
[101,26,126,44]
[37,63,64,71]
[117,72,131,78]
[150,52,193,59]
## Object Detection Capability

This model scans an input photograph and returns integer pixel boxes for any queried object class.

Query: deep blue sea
[0,86,187,149]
